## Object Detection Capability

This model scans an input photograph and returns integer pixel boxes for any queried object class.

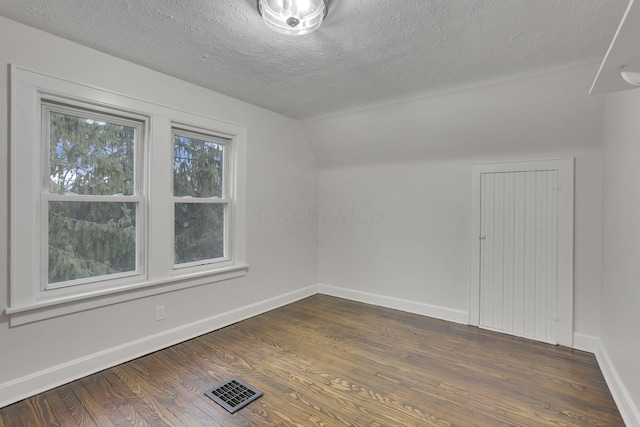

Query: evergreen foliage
[46,111,227,284]
[47,111,136,283]
[173,135,225,264]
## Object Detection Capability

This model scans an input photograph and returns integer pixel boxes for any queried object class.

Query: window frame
[40,100,147,293]
[171,125,232,270]
[7,65,248,326]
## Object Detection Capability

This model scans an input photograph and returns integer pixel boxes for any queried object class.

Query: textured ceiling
[0,0,628,120]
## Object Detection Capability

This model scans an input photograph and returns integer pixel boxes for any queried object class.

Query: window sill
[5,264,249,327]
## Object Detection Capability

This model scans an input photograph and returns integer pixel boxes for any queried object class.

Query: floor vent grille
[204,378,263,413]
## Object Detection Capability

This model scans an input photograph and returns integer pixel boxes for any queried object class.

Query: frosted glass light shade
[621,68,640,87]
[258,0,327,36]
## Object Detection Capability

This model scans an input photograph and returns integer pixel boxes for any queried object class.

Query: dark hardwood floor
[0,295,625,426]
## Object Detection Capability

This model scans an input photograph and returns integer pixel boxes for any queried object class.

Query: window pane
[173,134,224,198]
[175,203,224,264]
[48,201,137,284]
[49,111,135,196]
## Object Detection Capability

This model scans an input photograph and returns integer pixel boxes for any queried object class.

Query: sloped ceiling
[0,0,628,121]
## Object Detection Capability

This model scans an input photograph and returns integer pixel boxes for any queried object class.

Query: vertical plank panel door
[470,159,573,346]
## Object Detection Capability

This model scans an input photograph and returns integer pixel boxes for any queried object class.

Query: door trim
[469,158,574,346]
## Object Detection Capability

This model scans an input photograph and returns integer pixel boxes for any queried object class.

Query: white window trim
[7,65,248,326]
[40,100,147,293]
[171,125,232,270]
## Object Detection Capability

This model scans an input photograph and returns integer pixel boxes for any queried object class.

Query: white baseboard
[317,283,468,324]
[572,332,600,353]
[0,285,318,408]
[595,341,640,427]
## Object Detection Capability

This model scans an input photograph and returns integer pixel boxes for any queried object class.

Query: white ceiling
[0,0,628,121]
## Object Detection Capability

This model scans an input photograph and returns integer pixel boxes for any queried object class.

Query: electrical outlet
[156,305,165,321]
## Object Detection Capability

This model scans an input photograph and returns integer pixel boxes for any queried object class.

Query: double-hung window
[8,66,247,325]
[43,102,145,289]
[172,127,230,267]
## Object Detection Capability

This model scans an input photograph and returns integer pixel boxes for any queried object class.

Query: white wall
[0,16,318,403]
[308,64,604,339]
[601,88,640,425]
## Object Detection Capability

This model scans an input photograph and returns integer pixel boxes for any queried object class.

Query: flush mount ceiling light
[620,66,640,87]
[257,0,328,36]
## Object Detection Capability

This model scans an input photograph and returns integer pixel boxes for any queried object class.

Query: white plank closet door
[470,159,574,347]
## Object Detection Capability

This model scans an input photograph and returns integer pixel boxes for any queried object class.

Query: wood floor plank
[29,390,80,427]
[101,369,175,427]
[0,400,41,427]
[0,295,625,426]
[112,362,216,427]
[66,380,119,427]
[56,383,101,426]
[79,372,152,427]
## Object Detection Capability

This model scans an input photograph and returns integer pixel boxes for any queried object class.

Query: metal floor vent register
[204,378,263,413]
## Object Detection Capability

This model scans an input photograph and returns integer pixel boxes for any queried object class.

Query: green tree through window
[173,131,227,265]
[47,109,138,284]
